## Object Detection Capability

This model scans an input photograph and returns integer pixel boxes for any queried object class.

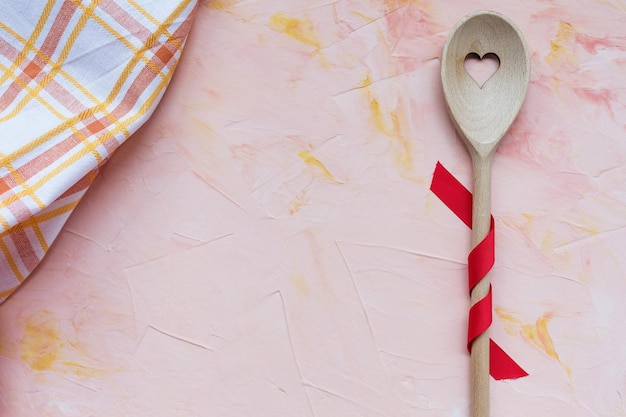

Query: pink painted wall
[2,1,626,415]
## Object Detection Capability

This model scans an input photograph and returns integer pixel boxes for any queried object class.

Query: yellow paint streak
[269,13,320,49]
[383,0,432,13]
[521,313,559,361]
[494,307,525,338]
[298,150,339,183]
[504,213,542,249]
[18,310,118,378]
[495,309,570,374]
[361,73,372,88]
[61,361,111,378]
[494,307,519,323]
[391,113,414,171]
[292,275,310,296]
[540,229,553,251]
[521,212,555,252]
[368,94,418,179]
[289,190,308,215]
[369,95,391,136]
[20,311,61,371]
[383,0,410,11]
[576,222,600,235]
[546,21,577,66]
[351,10,376,23]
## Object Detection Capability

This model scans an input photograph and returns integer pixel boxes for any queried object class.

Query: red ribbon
[430,161,528,380]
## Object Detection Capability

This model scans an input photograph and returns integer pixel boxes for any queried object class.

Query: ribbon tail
[490,339,528,380]
[430,161,473,228]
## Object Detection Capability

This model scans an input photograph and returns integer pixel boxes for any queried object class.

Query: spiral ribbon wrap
[430,162,528,380]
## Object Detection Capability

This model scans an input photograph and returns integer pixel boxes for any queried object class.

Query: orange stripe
[5,197,33,224]
[0,178,10,195]
[58,170,96,198]
[0,237,24,282]
[0,199,81,240]
[2,162,46,211]
[0,82,22,112]
[128,0,183,50]
[39,1,78,57]
[15,135,82,180]
[9,228,40,272]
[99,1,156,43]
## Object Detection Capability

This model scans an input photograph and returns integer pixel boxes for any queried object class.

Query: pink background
[2,1,626,415]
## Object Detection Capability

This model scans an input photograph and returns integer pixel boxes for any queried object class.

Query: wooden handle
[470,154,492,417]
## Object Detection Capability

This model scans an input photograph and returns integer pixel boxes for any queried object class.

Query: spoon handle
[470,155,493,417]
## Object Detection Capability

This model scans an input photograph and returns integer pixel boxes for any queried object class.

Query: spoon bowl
[441,11,530,157]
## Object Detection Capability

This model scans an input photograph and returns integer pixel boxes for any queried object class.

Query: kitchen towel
[0,0,198,302]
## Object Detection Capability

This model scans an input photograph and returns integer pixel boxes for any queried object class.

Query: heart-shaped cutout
[464,52,500,88]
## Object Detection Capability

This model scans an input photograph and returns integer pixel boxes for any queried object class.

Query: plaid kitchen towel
[0,0,198,302]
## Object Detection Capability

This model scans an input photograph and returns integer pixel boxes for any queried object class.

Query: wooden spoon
[440,10,530,417]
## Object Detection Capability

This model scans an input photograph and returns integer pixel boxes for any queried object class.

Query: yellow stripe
[0,0,55,88]
[0,198,82,288]
[0,199,81,240]
[0,286,19,300]
[69,0,167,80]
[0,149,45,227]
[128,0,183,50]
[0,214,9,232]
[32,223,49,252]
[0,236,24,282]
[1,160,46,210]
[0,1,191,218]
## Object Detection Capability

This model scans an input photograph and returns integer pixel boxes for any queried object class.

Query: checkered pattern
[0,0,198,302]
